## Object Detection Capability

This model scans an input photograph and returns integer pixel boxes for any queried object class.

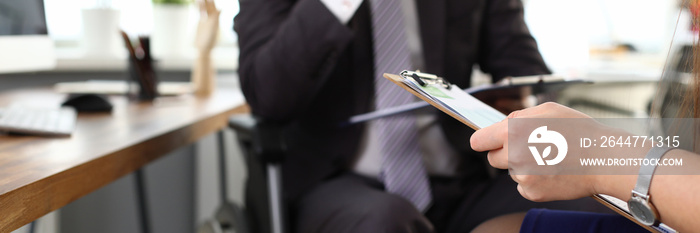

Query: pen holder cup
[127,57,159,101]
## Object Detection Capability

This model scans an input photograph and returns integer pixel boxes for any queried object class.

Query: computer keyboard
[0,106,77,136]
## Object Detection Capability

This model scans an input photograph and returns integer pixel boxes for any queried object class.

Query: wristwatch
[628,146,674,226]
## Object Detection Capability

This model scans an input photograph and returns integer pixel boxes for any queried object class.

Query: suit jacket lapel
[416,0,446,77]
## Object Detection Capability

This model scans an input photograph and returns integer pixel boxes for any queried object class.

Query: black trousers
[295,173,611,233]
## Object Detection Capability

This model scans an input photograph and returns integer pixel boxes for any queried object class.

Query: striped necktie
[369,0,432,212]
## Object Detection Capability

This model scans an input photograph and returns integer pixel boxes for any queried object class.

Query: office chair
[197,113,286,233]
[227,114,288,233]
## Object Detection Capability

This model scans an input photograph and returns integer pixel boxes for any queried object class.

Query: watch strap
[634,146,675,196]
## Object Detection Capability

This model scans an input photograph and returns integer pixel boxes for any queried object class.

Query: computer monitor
[0,0,55,74]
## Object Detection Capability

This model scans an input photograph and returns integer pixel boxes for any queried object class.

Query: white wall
[524,0,678,76]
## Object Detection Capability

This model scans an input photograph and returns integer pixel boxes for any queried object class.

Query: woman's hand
[472,102,700,232]
[470,102,604,202]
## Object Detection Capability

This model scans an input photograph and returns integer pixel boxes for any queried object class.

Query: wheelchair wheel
[196,219,223,233]
[216,201,250,233]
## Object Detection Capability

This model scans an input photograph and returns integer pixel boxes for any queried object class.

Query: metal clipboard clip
[400,70,452,90]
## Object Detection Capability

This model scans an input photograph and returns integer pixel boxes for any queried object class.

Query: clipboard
[468,74,592,96]
[346,71,589,126]
[383,70,506,130]
[592,194,676,233]
[384,70,677,233]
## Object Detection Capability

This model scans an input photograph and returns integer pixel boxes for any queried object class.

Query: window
[523,0,679,75]
[44,0,239,45]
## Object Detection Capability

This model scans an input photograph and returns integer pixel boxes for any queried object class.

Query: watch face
[628,198,656,226]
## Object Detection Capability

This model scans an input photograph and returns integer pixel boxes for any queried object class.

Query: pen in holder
[121,31,158,101]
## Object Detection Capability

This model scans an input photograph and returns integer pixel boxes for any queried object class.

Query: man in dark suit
[234,0,603,232]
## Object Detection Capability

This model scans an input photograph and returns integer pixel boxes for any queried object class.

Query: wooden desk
[0,88,249,232]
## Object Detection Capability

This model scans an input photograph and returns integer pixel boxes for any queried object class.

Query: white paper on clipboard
[384,71,505,130]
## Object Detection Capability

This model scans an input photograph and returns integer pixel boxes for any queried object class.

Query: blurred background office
[1,0,245,233]
[0,0,693,232]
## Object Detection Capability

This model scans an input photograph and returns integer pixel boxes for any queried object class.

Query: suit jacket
[234,0,549,204]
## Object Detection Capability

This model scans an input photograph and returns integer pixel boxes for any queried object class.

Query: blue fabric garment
[520,209,648,233]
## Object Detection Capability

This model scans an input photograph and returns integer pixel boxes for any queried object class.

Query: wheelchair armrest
[229,114,256,142]
[229,114,289,233]
[228,114,287,164]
